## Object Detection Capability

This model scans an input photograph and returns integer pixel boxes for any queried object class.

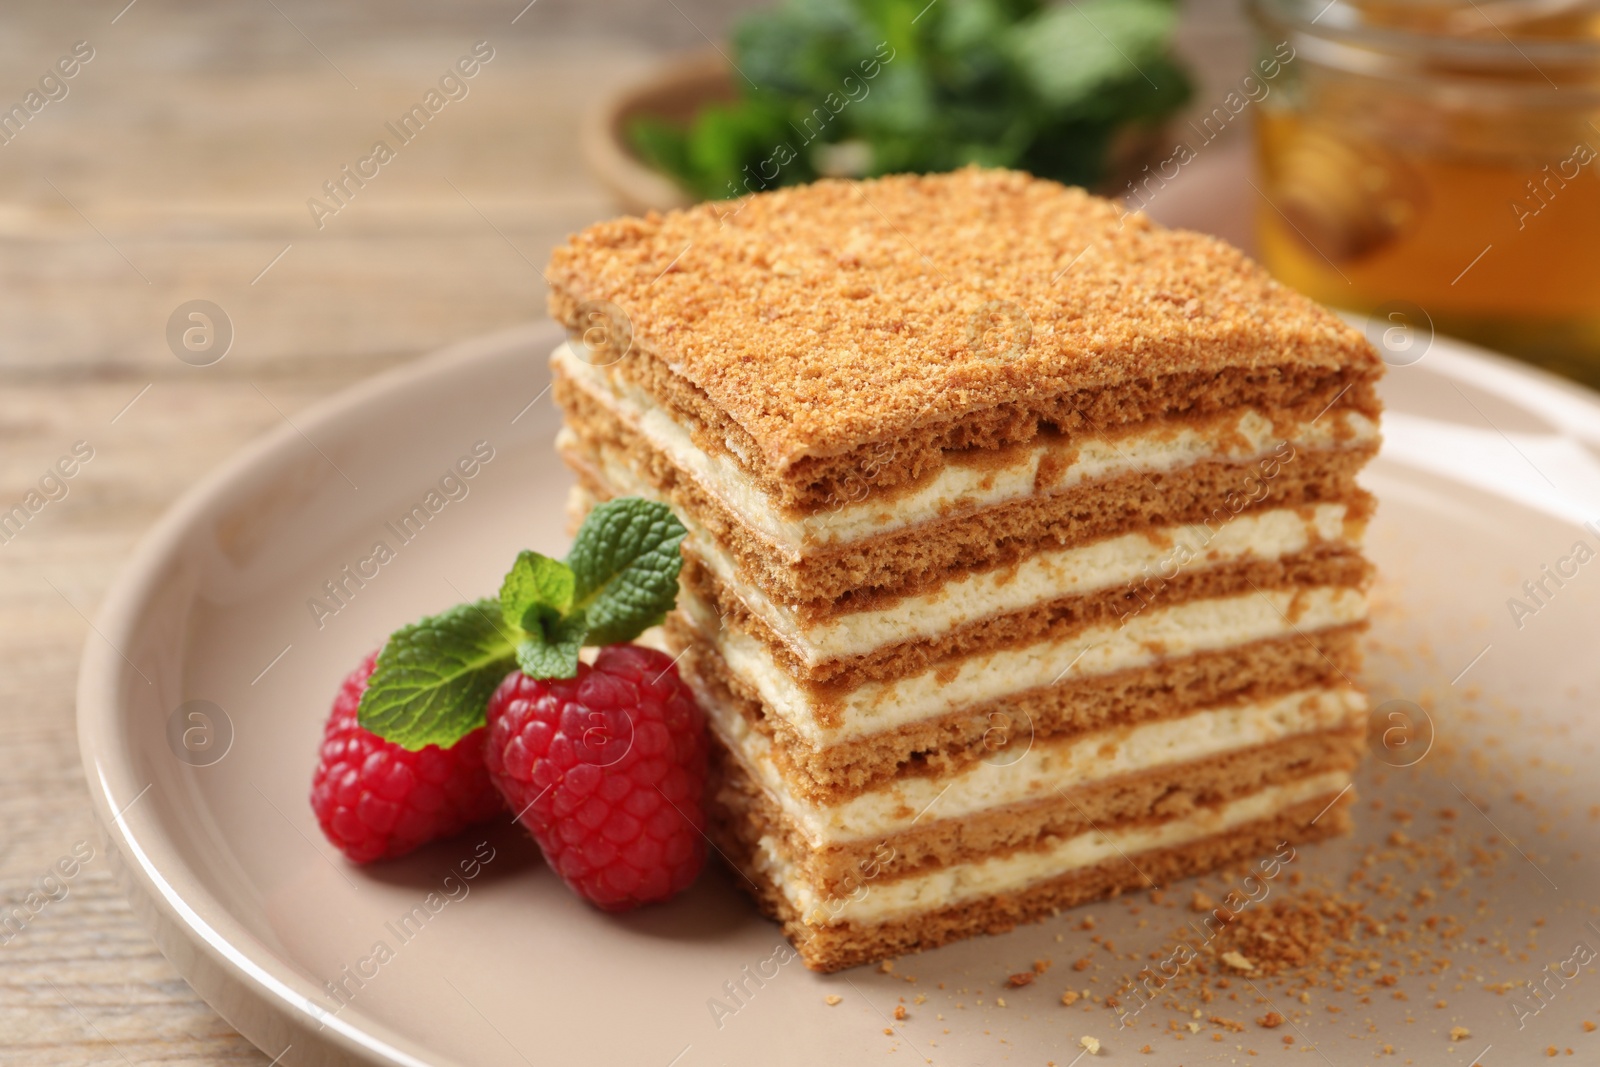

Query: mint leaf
[516,611,588,679]
[357,599,517,750]
[1008,0,1175,109]
[500,550,585,678]
[500,550,576,632]
[566,498,687,646]
[356,498,688,749]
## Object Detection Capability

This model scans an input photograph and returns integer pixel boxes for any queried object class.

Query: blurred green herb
[628,0,1191,199]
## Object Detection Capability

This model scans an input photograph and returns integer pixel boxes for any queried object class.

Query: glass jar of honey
[1249,0,1600,385]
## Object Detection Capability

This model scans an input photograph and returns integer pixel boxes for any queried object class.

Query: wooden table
[0,1,1248,1061]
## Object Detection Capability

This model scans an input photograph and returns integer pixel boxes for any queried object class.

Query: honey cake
[546,167,1381,972]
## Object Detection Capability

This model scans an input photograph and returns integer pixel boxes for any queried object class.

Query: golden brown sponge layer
[666,612,1367,804]
[709,724,1365,897]
[681,543,1370,689]
[709,778,1353,973]
[556,370,1377,612]
[546,168,1381,489]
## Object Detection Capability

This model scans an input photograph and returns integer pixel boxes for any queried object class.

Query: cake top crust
[546,168,1380,469]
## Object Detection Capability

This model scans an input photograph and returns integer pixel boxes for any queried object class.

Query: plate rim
[75,318,1600,1066]
[76,320,565,1067]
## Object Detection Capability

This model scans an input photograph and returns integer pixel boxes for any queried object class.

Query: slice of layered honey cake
[545,167,1382,972]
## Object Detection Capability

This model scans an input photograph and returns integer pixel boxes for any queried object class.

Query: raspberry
[484,644,707,910]
[311,651,503,864]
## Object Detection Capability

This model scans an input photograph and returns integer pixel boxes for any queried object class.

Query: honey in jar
[1250,0,1600,384]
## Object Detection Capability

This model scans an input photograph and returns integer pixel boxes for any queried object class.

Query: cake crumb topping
[1221,950,1257,972]
[547,168,1378,470]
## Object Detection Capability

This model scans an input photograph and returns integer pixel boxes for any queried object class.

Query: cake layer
[671,616,1367,802]
[679,501,1361,669]
[714,725,1363,897]
[555,341,1377,542]
[714,787,1353,972]
[767,770,1347,924]
[546,168,1383,503]
[604,330,1379,513]
[558,374,1378,610]
[686,542,1369,688]
[714,685,1365,847]
[550,168,1379,977]
[679,583,1369,745]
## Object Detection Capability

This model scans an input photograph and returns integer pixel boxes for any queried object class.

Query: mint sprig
[566,497,688,645]
[356,599,518,750]
[356,498,687,750]
[501,549,587,680]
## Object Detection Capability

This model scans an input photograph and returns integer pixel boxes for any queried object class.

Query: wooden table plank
[0,372,392,1065]
[0,0,1253,1061]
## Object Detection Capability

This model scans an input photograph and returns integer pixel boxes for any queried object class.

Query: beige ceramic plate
[80,319,1600,1066]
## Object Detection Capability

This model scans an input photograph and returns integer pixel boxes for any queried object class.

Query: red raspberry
[311,651,503,864]
[484,644,707,911]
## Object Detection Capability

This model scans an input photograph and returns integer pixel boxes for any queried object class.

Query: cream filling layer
[708,685,1364,845]
[698,503,1357,666]
[681,585,1369,746]
[553,342,1378,552]
[577,435,1361,667]
[762,771,1350,926]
